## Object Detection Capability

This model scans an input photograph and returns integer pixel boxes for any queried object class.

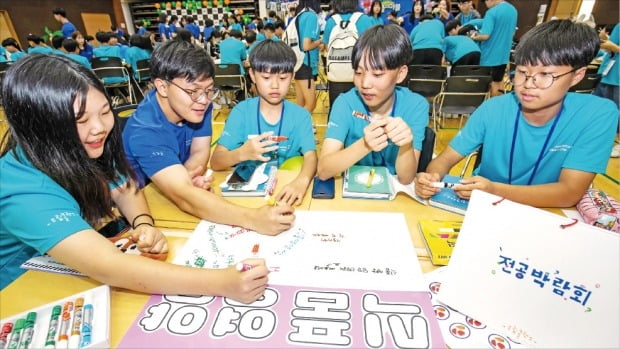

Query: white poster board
[174,211,426,291]
[438,190,619,348]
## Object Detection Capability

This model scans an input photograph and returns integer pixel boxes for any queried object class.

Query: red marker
[0,322,13,348]
[269,136,288,142]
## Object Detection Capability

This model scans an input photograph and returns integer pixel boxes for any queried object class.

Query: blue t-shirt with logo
[450,93,618,184]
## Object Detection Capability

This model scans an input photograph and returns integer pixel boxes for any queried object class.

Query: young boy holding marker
[210,40,317,206]
[415,20,619,208]
[122,40,294,235]
[0,54,269,304]
[317,24,429,185]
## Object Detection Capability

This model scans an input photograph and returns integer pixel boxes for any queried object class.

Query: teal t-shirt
[325,86,429,175]
[479,1,517,66]
[218,98,316,167]
[450,93,619,184]
[409,19,445,51]
[93,45,121,59]
[28,46,54,55]
[66,53,92,69]
[297,9,321,75]
[443,35,481,63]
[219,37,248,75]
[124,47,151,80]
[0,149,91,289]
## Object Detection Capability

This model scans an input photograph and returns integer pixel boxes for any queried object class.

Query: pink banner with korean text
[118,285,445,348]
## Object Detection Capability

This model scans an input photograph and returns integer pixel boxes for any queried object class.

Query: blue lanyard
[256,100,284,137]
[363,93,397,168]
[508,104,563,185]
[257,100,285,165]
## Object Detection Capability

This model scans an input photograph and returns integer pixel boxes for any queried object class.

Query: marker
[45,305,62,349]
[69,298,84,349]
[235,263,253,272]
[264,195,277,206]
[268,136,288,142]
[6,318,25,349]
[252,244,260,256]
[1,322,14,349]
[235,263,280,273]
[267,176,278,196]
[352,110,372,122]
[57,301,73,349]
[366,168,375,188]
[17,312,36,349]
[80,304,93,348]
[204,168,213,177]
[431,181,457,189]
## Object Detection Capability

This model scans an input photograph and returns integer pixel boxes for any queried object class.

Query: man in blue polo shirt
[122,40,294,236]
[53,8,77,38]
[470,0,517,96]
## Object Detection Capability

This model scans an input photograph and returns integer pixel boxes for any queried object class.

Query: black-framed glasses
[512,68,578,89]
[168,80,219,102]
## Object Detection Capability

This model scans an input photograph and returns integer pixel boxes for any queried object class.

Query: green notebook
[345,165,392,195]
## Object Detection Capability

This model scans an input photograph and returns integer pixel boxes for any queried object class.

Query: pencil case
[576,189,620,233]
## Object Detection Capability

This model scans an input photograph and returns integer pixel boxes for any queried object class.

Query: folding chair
[452,65,492,77]
[417,126,436,173]
[91,56,134,107]
[113,104,138,132]
[569,73,601,94]
[213,63,247,110]
[432,75,491,130]
[406,65,447,102]
[459,146,483,178]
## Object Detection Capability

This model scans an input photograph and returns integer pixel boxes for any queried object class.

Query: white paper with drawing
[174,211,426,291]
[437,190,619,348]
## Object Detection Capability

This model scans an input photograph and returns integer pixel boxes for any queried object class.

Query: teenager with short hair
[211,40,317,206]
[415,20,619,208]
[318,24,429,185]
[52,7,77,38]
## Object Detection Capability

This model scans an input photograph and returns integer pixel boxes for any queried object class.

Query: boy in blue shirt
[443,19,481,74]
[93,32,122,58]
[52,8,77,38]
[62,38,91,69]
[219,29,248,75]
[122,40,294,235]
[318,24,429,185]
[26,34,53,55]
[415,20,619,208]
[409,15,445,65]
[470,0,517,95]
[211,40,317,206]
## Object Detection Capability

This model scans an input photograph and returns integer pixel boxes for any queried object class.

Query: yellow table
[0,171,469,347]
[146,169,312,229]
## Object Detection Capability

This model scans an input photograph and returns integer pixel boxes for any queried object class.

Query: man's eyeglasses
[512,68,578,90]
[168,80,219,102]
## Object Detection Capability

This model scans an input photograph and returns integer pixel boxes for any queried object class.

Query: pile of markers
[0,297,94,349]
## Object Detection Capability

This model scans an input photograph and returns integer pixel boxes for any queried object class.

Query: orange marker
[252,244,260,256]
[269,136,288,142]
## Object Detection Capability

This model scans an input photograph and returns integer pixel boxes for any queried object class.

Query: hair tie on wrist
[132,213,155,229]
[134,222,153,230]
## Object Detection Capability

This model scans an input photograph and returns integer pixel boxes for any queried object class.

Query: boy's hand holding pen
[243,132,280,162]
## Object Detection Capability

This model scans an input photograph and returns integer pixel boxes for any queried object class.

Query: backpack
[283,8,312,72]
[326,12,362,82]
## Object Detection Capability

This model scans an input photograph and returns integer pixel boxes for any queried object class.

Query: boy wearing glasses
[123,40,295,235]
[415,20,618,208]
